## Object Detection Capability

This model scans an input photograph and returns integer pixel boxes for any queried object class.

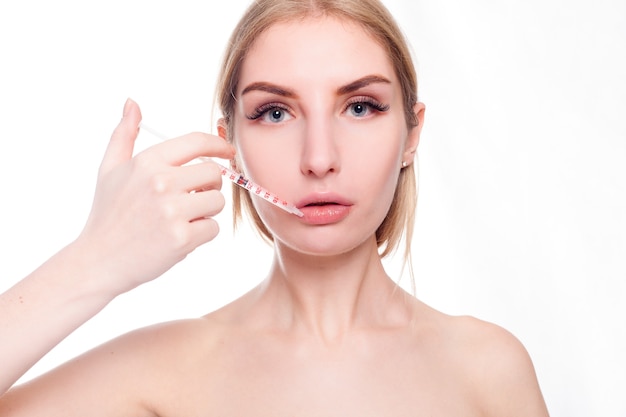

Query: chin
[273,228,377,258]
[256,203,388,258]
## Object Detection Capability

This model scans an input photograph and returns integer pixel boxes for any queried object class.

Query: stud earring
[402,161,408,168]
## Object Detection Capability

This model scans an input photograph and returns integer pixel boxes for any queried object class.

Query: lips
[296,194,352,225]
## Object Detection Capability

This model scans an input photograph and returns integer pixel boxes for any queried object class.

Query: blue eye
[246,103,293,123]
[267,108,286,123]
[348,103,368,117]
[345,98,390,118]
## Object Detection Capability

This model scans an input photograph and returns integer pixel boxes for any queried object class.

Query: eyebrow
[240,75,392,98]
[336,75,392,95]
[241,82,297,98]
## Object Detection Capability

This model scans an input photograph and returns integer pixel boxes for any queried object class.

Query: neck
[256,237,405,344]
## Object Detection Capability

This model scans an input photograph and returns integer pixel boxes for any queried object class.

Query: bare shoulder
[423,309,549,416]
[0,317,227,417]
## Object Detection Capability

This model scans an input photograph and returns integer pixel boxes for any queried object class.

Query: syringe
[139,122,303,217]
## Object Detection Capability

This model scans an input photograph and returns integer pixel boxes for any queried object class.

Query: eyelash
[344,96,390,115]
[245,97,390,121]
[246,102,290,120]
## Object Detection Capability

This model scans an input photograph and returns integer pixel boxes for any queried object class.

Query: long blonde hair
[216,0,419,266]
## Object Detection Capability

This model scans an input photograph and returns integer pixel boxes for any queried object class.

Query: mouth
[296,194,352,209]
[296,195,352,224]
[304,201,340,207]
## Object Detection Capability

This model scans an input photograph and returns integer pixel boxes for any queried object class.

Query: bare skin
[1,242,547,416]
[0,16,549,417]
[0,100,234,395]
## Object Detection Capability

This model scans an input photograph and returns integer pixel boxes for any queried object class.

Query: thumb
[99,98,142,175]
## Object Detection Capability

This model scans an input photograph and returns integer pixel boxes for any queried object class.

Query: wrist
[50,238,127,305]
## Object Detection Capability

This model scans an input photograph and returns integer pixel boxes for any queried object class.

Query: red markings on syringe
[142,124,301,216]
[223,168,250,188]
[220,166,301,216]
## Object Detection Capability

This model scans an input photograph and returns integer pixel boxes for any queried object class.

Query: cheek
[233,122,290,181]
[345,123,406,180]
[351,123,407,215]
[236,140,278,177]
[232,122,301,225]
[364,156,402,219]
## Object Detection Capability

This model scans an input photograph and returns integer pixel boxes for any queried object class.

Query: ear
[217,117,228,141]
[217,117,239,170]
[402,102,426,167]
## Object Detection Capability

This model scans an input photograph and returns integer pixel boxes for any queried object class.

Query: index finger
[140,130,235,167]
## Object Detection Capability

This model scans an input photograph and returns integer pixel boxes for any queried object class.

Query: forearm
[0,241,117,394]
[0,99,232,397]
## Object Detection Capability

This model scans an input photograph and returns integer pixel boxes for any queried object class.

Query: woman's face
[231,16,420,256]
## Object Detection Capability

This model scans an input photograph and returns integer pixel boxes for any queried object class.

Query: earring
[402,161,408,168]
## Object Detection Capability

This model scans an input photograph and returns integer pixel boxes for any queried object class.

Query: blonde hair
[216,0,419,266]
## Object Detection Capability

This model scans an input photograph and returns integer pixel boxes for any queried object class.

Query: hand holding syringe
[139,123,303,217]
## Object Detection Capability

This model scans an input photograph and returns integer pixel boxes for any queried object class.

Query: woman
[0,0,549,415]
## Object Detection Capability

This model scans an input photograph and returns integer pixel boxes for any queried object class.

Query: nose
[299,116,340,178]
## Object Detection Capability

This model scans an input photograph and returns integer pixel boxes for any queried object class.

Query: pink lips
[296,194,352,225]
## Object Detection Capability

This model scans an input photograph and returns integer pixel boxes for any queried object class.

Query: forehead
[238,16,397,92]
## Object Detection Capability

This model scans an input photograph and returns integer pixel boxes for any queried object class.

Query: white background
[1,1,624,415]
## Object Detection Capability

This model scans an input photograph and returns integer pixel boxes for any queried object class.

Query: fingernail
[123,98,134,117]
